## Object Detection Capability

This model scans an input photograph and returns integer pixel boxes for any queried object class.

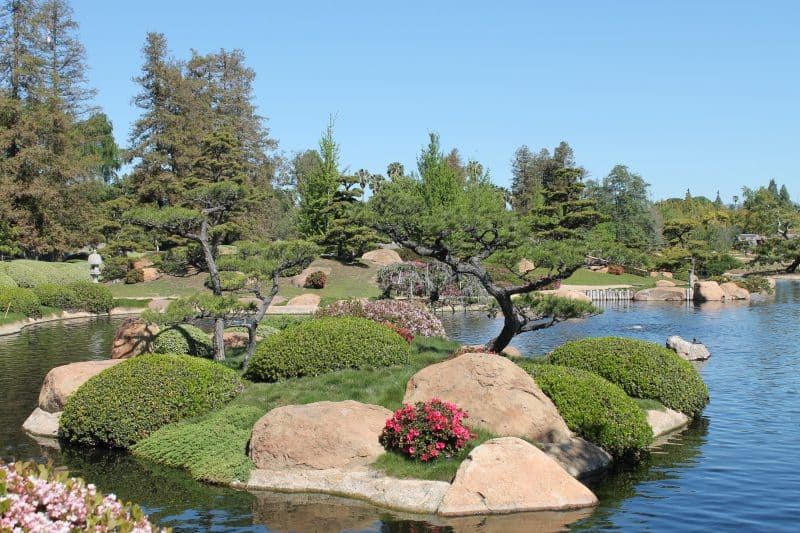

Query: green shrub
[526,364,653,460]
[69,282,114,313]
[206,271,247,291]
[33,284,78,309]
[0,260,89,287]
[60,354,244,448]
[100,256,129,281]
[736,276,773,295]
[0,272,17,288]
[154,324,213,358]
[245,317,410,382]
[0,287,41,317]
[304,270,326,289]
[124,268,144,284]
[549,336,709,416]
[260,314,311,331]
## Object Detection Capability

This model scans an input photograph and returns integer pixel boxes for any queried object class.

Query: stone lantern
[88,249,103,283]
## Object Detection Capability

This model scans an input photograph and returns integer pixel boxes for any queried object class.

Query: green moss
[526,364,653,460]
[153,324,213,358]
[549,336,709,416]
[60,354,243,448]
[245,317,410,382]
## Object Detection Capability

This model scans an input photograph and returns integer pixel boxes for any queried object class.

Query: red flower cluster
[381,321,414,343]
[447,345,498,359]
[379,398,477,462]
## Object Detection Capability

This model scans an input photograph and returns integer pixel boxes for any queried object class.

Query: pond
[1,281,799,531]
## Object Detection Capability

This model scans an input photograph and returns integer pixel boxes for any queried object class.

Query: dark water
[1,282,799,532]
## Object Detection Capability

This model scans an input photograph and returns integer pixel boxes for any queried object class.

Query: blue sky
[72,0,799,202]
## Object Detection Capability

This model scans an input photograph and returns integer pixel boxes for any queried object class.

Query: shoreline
[0,307,144,337]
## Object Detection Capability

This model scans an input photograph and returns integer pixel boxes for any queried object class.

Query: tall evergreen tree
[296,118,340,239]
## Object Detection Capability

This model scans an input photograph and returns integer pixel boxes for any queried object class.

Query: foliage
[318,174,378,261]
[523,363,653,460]
[153,324,213,358]
[315,299,447,338]
[0,272,16,288]
[0,287,41,317]
[303,270,327,289]
[736,276,774,295]
[101,256,130,281]
[549,337,709,416]
[244,317,410,381]
[296,118,341,239]
[60,354,243,448]
[259,314,311,331]
[32,284,78,309]
[68,282,114,313]
[206,271,248,291]
[125,268,145,284]
[379,399,478,462]
[0,260,89,288]
[0,461,164,532]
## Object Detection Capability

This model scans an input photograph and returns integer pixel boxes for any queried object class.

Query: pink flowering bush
[0,461,166,532]
[379,399,477,462]
[316,299,446,339]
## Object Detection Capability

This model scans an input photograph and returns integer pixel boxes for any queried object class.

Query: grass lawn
[275,258,382,305]
[132,336,461,484]
[105,274,209,299]
[564,269,661,287]
[0,311,26,326]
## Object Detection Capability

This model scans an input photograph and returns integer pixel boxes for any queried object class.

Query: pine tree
[296,118,340,238]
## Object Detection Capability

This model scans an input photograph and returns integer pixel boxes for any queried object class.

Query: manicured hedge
[549,336,709,416]
[0,259,90,288]
[0,272,17,288]
[69,282,114,313]
[245,317,410,382]
[0,287,41,317]
[60,354,244,448]
[526,363,653,460]
[154,324,213,358]
[33,284,78,309]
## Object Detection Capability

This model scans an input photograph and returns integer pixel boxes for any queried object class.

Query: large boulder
[361,249,403,266]
[646,408,690,438]
[140,267,161,282]
[656,279,676,287]
[130,258,153,270]
[38,359,123,413]
[666,335,711,361]
[291,267,332,288]
[720,282,750,300]
[404,353,571,443]
[694,281,725,302]
[633,287,687,301]
[553,289,592,303]
[540,437,612,479]
[286,293,321,307]
[249,400,391,470]
[22,407,61,437]
[438,437,598,516]
[110,317,159,359]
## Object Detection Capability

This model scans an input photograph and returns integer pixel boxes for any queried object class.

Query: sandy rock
[541,437,613,479]
[22,408,61,437]
[661,271,673,278]
[291,266,332,288]
[553,289,592,302]
[361,248,403,266]
[147,298,171,312]
[223,331,249,349]
[656,279,676,287]
[720,282,750,300]
[633,287,687,301]
[110,317,159,359]
[38,359,123,413]
[286,293,321,307]
[404,353,571,443]
[646,408,690,437]
[249,400,391,471]
[666,335,711,361]
[501,346,522,358]
[438,437,598,516]
[130,258,153,270]
[140,267,161,282]
[694,281,725,302]
[516,258,536,274]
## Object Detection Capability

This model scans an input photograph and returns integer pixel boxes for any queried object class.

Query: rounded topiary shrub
[33,283,79,309]
[303,270,326,289]
[527,364,653,460]
[245,317,411,382]
[154,324,213,358]
[0,272,17,288]
[0,287,41,317]
[60,354,244,448]
[69,281,114,313]
[549,336,709,416]
[124,268,144,284]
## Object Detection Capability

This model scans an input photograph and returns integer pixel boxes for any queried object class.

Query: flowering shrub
[316,299,446,338]
[0,461,165,532]
[304,271,327,289]
[382,321,413,343]
[379,399,477,462]
[447,345,498,359]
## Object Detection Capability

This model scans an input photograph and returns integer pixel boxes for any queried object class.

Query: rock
[223,331,249,349]
[443,509,595,533]
[291,266,332,288]
[110,318,159,359]
[361,248,403,266]
[666,335,711,361]
[237,297,262,307]
[656,279,676,287]
[249,400,391,470]
[516,258,535,274]
[646,408,690,438]
[553,289,592,302]
[130,258,153,270]
[693,281,725,302]
[438,437,598,516]
[147,298,171,312]
[38,359,123,413]
[720,282,750,300]
[501,346,522,358]
[541,437,613,479]
[140,267,161,282]
[661,271,674,279]
[22,408,61,437]
[286,293,321,307]
[633,287,687,301]
[404,353,571,443]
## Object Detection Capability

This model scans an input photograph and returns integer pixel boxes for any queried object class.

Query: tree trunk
[213,317,225,361]
[485,292,518,353]
[242,272,281,370]
[198,220,221,295]
[787,256,800,273]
